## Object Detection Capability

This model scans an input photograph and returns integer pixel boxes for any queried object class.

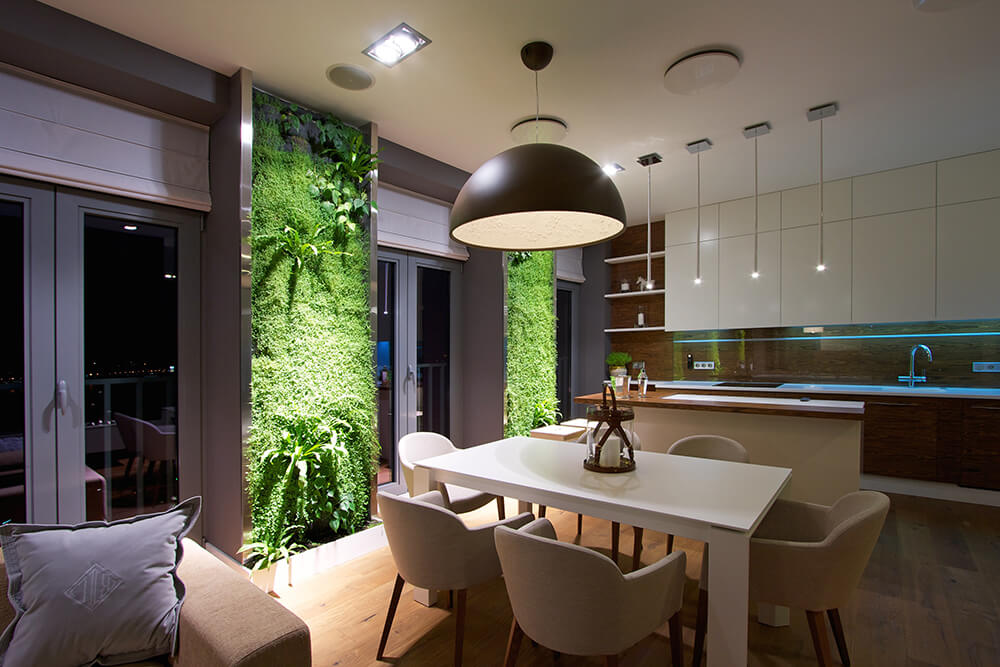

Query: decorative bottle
[635,361,648,397]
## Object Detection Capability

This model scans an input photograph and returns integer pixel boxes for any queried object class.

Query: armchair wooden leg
[504,618,524,667]
[806,609,833,666]
[611,522,620,564]
[454,589,467,666]
[496,496,506,520]
[577,513,583,534]
[604,655,619,666]
[631,527,644,571]
[665,533,674,554]
[692,587,707,667]
[538,505,547,518]
[827,608,850,665]
[377,573,405,660]
[668,611,683,666]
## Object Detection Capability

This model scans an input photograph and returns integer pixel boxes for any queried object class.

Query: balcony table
[412,435,791,667]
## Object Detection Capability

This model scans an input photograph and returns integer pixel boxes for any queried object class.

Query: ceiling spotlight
[363,23,430,67]
[123,224,138,231]
[602,163,625,177]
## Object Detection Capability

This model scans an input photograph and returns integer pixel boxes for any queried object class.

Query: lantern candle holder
[584,382,637,473]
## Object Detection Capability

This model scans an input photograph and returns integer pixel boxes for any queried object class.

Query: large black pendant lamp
[449,42,627,250]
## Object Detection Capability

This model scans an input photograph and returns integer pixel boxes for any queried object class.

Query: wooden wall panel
[610,220,664,257]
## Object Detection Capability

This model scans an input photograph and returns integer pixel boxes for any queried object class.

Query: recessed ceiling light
[326,64,375,91]
[602,163,625,177]
[664,49,741,95]
[123,224,138,231]
[363,23,431,67]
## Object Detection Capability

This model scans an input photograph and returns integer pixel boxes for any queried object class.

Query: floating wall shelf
[605,289,665,299]
[604,326,665,333]
[604,250,665,265]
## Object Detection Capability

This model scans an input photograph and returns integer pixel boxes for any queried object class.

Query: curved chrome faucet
[899,344,933,387]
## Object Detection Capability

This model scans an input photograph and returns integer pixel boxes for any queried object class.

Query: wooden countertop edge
[574,393,865,421]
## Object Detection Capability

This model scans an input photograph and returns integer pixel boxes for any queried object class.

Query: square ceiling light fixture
[363,23,431,67]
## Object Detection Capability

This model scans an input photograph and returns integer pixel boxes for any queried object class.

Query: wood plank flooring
[273,493,1000,666]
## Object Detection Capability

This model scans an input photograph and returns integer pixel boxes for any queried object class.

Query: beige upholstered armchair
[693,490,890,666]
[376,490,533,665]
[495,517,686,666]
[398,431,505,518]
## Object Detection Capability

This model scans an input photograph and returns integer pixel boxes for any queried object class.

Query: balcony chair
[398,431,506,519]
[692,490,890,666]
[113,412,177,504]
[376,490,532,665]
[495,517,686,666]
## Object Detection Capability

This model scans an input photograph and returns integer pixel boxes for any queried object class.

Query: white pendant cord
[534,71,540,143]
[646,165,652,285]
[817,117,825,270]
[696,151,702,284]
[753,134,759,278]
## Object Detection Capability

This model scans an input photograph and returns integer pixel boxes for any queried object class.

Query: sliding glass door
[0,176,201,525]
[377,250,462,492]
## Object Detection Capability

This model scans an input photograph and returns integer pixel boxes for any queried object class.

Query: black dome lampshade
[449,40,627,251]
[449,143,627,250]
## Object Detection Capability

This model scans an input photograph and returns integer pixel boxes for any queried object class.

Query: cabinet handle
[968,405,1000,411]
[867,401,919,407]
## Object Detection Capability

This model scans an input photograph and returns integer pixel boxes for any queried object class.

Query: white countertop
[663,393,866,411]
[647,380,1000,399]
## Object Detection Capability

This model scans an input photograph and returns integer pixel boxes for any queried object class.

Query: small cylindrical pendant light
[807,103,838,272]
[743,121,771,279]
[637,153,663,290]
[686,138,712,286]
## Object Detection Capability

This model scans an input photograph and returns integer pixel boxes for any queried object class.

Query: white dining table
[412,435,791,667]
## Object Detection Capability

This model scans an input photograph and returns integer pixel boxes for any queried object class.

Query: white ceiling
[42,0,1000,224]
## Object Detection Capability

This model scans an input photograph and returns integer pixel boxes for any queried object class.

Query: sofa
[0,538,312,667]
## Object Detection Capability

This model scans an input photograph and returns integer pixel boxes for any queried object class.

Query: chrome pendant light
[686,139,712,285]
[449,42,627,250]
[742,122,771,278]
[808,103,838,271]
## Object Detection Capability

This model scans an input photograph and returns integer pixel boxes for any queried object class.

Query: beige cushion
[495,518,686,656]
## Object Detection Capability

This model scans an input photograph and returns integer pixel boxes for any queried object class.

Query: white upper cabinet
[937,149,1000,206]
[937,197,1000,320]
[719,231,780,329]
[780,179,851,229]
[665,205,719,246]
[851,209,936,324]
[718,193,780,238]
[665,240,718,331]
[780,221,852,326]
[852,163,935,218]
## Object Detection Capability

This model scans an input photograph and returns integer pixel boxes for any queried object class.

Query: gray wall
[0,0,229,125]
[459,248,506,447]
[578,243,611,403]
[201,69,253,556]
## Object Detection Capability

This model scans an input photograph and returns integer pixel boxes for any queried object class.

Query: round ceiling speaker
[663,49,741,95]
[326,64,375,91]
[510,115,569,144]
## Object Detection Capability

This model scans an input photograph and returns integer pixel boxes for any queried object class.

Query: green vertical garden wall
[505,251,559,437]
[248,91,378,555]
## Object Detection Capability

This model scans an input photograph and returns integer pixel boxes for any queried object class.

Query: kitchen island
[575,392,865,505]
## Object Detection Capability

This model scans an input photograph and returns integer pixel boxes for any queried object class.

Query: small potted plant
[239,525,304,594]
[605,351,632,377]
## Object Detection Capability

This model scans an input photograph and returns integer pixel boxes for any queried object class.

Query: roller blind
[556,247,585,283]
[0,64,210,211]
[376,184,469,261]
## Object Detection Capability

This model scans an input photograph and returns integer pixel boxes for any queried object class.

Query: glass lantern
[584,383,636,473]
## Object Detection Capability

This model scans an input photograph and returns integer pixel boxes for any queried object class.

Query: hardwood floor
[273,493,1000,666]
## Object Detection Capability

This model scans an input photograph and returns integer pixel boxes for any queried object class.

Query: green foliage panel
[249,91,378,552]
[505,251,558,437]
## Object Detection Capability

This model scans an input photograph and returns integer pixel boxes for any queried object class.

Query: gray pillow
[0,497,201,666]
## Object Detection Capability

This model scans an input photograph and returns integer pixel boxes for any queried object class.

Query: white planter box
[272,521,386,588]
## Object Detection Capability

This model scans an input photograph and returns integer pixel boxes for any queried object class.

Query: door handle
[405,364,415,390]
[57,380,68,415]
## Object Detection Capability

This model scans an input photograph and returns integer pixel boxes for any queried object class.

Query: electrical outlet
[973,362,1000,373]
[693,361,715,370]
